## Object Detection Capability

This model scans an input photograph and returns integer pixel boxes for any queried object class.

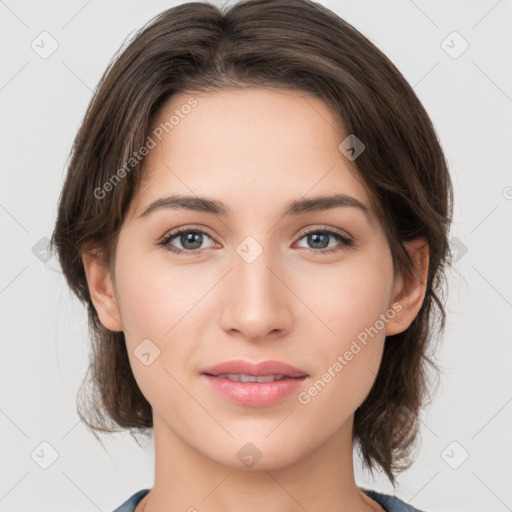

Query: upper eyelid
[299,225,352,238]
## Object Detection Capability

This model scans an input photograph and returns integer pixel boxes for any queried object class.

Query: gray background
[1,0,511,511]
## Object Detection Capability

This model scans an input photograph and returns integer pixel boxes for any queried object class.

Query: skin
[82,87,429,512]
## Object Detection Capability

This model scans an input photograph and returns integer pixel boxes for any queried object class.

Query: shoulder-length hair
[50,0,453,487]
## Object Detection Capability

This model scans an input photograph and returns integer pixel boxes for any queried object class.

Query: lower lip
[201,374,307,407]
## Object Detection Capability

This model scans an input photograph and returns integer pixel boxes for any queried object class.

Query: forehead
[129,87,373,223]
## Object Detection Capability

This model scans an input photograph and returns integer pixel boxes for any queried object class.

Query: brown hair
[50,0,453,487]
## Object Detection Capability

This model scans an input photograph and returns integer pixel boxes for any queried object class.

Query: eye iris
[181,231,203,250]
[308,232,329,249]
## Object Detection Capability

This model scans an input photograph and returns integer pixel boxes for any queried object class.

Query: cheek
[297,255,393,409]
[112,246,207,400]
[304,255,393,344]
[332,273,391,341]
[114,244,195,337]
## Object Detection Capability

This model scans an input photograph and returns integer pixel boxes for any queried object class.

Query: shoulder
[362,488,428,512]
[112,489,150,512]
[113,487,428,512]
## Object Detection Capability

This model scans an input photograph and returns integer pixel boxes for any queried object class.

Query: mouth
[200,360,308,407]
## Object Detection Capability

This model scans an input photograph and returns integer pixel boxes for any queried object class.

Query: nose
[218,243,294,341]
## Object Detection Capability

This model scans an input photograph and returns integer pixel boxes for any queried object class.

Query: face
[90,87,416,470]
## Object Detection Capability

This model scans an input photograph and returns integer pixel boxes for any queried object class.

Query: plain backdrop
[1,1,511,511]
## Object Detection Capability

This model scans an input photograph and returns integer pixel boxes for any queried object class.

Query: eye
[158,227,216,255]
[157,225,354,256]
[294,227,354,255]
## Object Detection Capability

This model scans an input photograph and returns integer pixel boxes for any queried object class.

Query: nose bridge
[220,234,293,338]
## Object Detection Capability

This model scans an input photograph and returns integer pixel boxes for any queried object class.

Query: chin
[207,437,307,472]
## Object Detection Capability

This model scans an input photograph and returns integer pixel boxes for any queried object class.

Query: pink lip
[201,374,307,407]
[201,359,308,378]
[200,359,308,407]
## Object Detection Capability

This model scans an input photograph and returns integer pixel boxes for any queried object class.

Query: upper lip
[202,359,308,378]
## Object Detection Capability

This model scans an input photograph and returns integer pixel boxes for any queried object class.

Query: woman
[50,1,453,511]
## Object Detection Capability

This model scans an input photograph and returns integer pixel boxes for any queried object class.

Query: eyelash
[157,225,354,256]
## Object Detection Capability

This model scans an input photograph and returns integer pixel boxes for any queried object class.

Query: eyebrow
[137,193,371,222]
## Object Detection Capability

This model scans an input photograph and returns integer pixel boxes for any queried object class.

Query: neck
[137,412,382,512]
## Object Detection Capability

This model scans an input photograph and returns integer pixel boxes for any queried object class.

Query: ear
[386,238,429,336]
[81,248,124,332]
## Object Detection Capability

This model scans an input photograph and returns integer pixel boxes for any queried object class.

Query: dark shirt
[113,488,426,512]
